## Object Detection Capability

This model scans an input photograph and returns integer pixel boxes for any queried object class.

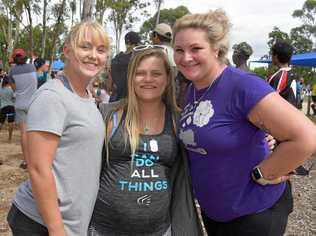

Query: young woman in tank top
[89,47,203,236]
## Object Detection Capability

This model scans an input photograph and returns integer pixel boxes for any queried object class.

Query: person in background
[152,23,189,107]
[232,42,253,71]
[8,48,37,169]
[0,75,15,142]
[296,78,304,109]
[34,58,49,88]
[7,21,110,236]
[89,46,203,236]
[173,9,316,236]
[268,40,297,107]
[269,41,309,175]
[110,31,141,102]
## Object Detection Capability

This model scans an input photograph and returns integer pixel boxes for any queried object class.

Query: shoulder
[12,64,36,73]
[99,100,125,120]
[224,66,270,90]
[31,80,64,103]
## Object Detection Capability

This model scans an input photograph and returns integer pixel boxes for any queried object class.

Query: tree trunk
[25,3,34,61]
[50,0,66,70]
[82,0,96,20]
[41,0,48,58]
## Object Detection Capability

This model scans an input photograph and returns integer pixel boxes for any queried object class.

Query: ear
[63,44,71,59]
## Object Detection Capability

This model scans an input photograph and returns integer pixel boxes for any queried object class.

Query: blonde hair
[105,49,179,165]
[172,9,231,64]
[64,20,111,56]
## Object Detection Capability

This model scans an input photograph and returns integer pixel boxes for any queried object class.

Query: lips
[140,85,157,89]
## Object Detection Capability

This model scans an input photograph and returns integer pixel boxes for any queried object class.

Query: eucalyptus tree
[109,0,150,54]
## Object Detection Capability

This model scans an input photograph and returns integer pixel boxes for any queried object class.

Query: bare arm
[248,92,316,180]
[27,131,67,236]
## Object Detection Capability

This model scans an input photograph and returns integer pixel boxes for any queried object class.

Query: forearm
[259,137,315,179]
[29,167,66,235]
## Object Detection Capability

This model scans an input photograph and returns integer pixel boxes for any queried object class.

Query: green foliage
[139,6,190,42]
[267,27,291,52]
[108,0,150,53]
[252,67,269,79]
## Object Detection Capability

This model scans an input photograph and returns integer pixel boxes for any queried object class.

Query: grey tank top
[90,109,178,235]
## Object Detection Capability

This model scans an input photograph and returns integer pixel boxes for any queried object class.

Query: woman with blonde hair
[7,21,110,236]
[89,46,203,236]
[173,9,316,236]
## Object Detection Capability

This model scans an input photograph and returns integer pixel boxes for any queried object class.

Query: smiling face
[132,55,168,103]
[174,28,221,89]
[64,29,108,81]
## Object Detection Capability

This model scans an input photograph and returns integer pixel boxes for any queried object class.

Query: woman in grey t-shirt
[7,21,110,236]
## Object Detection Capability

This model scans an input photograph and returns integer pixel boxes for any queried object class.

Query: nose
[183,51,193,62]
[143,73,153,82]
[89,48,97,59]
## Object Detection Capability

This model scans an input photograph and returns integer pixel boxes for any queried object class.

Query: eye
[175,48,184,53]
[80,43,90,50]
[97,47,107,54]
[135,71,145,76]
[192,47,202,52]
[152,72,162,77]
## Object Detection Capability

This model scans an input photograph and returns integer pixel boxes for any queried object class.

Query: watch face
[252,168,262,180]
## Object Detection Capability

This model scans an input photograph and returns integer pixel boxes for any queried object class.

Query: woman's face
[64,29,108,81]
[133,56,168,103]
[174,28,219,88]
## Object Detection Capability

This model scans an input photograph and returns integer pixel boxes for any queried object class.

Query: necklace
[193,79,216,106]
[141,106,165,135]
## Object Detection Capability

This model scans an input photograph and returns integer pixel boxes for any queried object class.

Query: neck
[138,100,165,117]
[278,63,289,69]
[194,63,227,90]
[237,63,249,71]
[63,68,89,97]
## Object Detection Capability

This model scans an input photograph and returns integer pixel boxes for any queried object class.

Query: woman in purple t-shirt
[172,9,316,236]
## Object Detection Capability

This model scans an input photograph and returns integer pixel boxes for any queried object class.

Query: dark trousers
[202,181,293,236]
[7,204,49,236]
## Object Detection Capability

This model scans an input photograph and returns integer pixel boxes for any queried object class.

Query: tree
[82,0,96,20]
[267,27,291,52]
[290,26,313,53]
[95,0,111,26]
[0,0,24,68]
[139,5,190,42]
[109,0,150,54]
[41,0,48,58]
[70,1,76,27]
[49,0,67,64]
[292,0,316,51]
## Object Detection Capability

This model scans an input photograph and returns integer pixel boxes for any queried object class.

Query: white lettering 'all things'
[131,169,159,178]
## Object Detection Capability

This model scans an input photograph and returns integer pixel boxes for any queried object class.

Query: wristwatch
[251,166,271,185]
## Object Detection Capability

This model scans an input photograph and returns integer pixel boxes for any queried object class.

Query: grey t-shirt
[13,79,105,236]
[8,64,37,111]
[90,111,178,235]
[0,86,15,108]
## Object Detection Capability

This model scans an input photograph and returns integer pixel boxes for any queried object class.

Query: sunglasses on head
[132,44,168,54]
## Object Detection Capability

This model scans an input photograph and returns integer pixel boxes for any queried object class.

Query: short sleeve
[26,90,67,136]
[234,74,274,117]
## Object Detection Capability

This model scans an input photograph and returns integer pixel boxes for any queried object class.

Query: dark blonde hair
[126,49,179,159]
[173,9,231,64]
[105,49,179,165]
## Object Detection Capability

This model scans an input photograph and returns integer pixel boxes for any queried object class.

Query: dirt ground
[0,125,315,236]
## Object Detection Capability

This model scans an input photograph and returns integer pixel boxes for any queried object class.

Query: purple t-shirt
[179,66,286,222]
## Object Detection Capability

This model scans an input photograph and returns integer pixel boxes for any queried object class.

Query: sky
[144,0,307,64]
